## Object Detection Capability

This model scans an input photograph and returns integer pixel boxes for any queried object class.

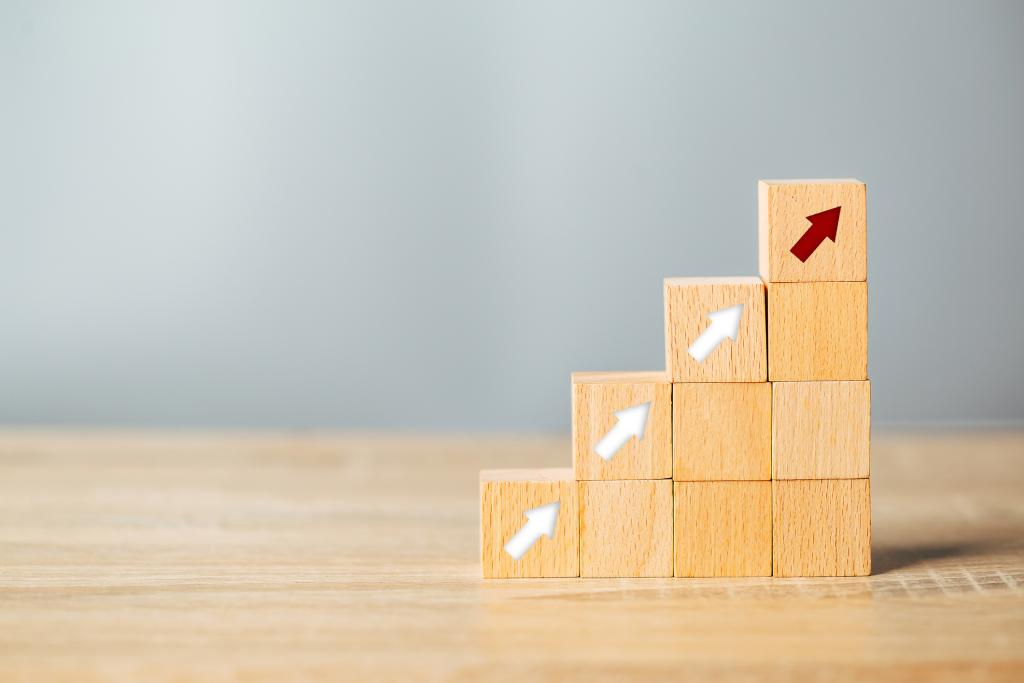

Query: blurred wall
[2,1,1023,429]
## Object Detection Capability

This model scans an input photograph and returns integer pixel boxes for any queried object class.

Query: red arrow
[790,206,841,262]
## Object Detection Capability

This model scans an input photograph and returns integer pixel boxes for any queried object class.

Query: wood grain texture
[480,468,578,578]
[0,430,1022,682]
[673,382,771,481]
[674,481,772,577]
[664,276,767,382]
[579,479,673,577]
[773,381,871,479]
[572,371,671,480]
[767,281,868,381]
[773,479,872,577]
[758,179,867,283]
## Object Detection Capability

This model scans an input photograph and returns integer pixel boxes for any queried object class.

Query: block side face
[673,383,771,481]
[665,280,767,382]
[772,479,871,577]
[758,181,771,281]
[761,181,867,283]
[862,479,872,574]
[767,282,868,381]
[580,480,673,577]
[772,380,871,479]
[866,381,872,478]
[573,382,672,480]
[674,481,772,577]
[664,282,674,377]
[663,276,764,286]
[571,384,582,479]
[481,480,579,578]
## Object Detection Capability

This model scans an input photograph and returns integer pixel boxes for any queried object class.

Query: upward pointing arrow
[593,402,651,461]
[687,304,743,362]
[790,206,841,262]
[504,501,560,560]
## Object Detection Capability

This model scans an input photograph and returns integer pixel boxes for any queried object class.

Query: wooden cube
[674,481,772,577]
[572,371,671,481]
[773,479,871,577]
[758,179,867,283]
[773,381,871,479]
[664,276,767,382]
[579,480,672,577]
[673,382,771,481]
[480,468,579,578]
[767,281,867,381]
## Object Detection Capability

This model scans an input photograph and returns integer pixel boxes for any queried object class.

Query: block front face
[773,381,871,479]
[572,372,671,480]
[767,282,867,381]
[579,480,672,577]
[773,479,871,577]
[758,179,867,283]
[673,383,771,481]
[674,481,772,577]
[480,469,579,578]
[664,277,767,382]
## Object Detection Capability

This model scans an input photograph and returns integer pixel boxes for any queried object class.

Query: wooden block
[773,380,871,479]
[673,382,771,481]
[674,481,772,577]
[758,179,867,283]
[767,281,867,381]
[773,479,871,577]
[480,469,579,578]
[572,371,671,481]
[579,480,672,577]
[664,276,767,382]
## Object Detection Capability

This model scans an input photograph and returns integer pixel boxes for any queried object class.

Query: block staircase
[481,179,871,578]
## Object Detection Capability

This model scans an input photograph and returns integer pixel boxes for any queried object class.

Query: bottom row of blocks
[480,469,871,578]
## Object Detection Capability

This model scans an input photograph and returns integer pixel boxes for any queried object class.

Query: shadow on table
[872,539,1012,574]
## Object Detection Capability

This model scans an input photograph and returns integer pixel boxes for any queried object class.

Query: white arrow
[687,304,744,362]
[504,501,560,560]
[593,402,651,461]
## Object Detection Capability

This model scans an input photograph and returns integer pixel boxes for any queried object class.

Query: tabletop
[1,429,1022,682]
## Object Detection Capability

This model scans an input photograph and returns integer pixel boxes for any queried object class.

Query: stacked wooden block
[761,180,871,577]
[481,179,870,579]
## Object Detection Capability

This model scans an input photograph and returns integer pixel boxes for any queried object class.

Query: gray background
[2,1,1023,430]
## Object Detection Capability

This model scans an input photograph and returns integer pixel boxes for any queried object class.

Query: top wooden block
[759,179,867,283]
[664,277,767,382]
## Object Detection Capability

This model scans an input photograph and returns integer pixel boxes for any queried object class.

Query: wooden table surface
[1,430,1022,682]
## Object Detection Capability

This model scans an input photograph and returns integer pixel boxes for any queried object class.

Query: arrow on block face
[504,501,560,560]
[593,402,651,461]
[687,304,743,362]
[790,206,841,262]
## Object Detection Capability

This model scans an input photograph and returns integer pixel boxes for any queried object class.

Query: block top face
[664,276,763,287]
[572,371,668,385]
[759,179,866,283]
[663,277,767,382]
[480,468,572,483]
[760,178,861,185]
